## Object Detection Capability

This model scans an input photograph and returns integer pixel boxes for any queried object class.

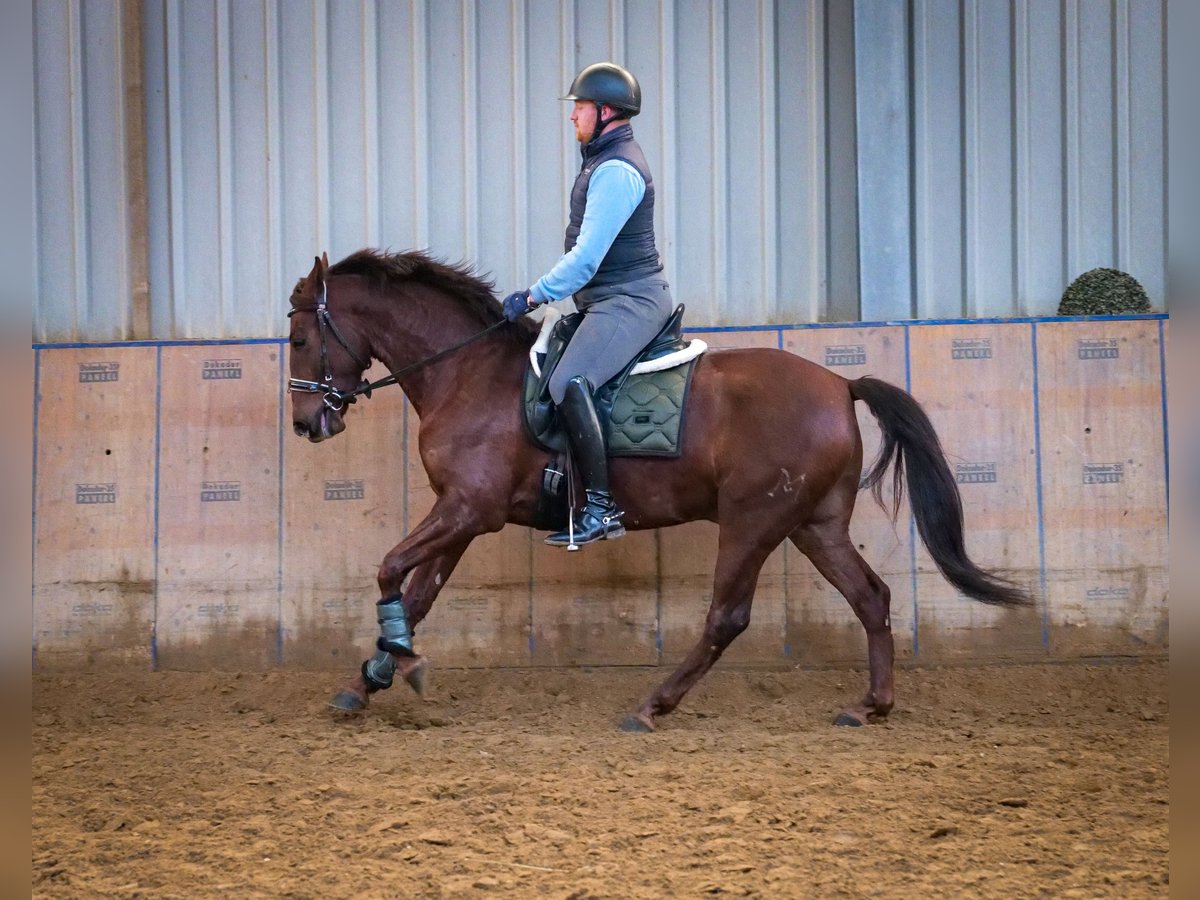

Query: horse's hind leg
[790,522,894,726]
[621,533,774,733]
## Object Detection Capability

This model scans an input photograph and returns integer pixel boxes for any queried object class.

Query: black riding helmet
[562,62,641,144]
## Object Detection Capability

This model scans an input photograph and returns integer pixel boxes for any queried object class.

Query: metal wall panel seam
[217,1,235,336]
[411,0,429,250]
[954,0,969,319]
[362,0,380,247]
[152,344,163,669]
[1062,0,1081,281]
[265,0,282,332]
[608,0,624,59]
[165,0,185,337]
[962,0,980,317]
[510,0,528,279]
[31,3,44,329]
[757,0,778,321]
[69,1,87,332]
[140,0,168,340]
[559,2,575,231]
[711,1,728,315]
[315,0,331,256]
[1030,322,1049,647]
[854,0,913,320]
[657,0,677,287]
[822,0,860,321]
[1114,0,1132,270]
[122,0,151,338]
[806,0,827,323]
[1007,0,1020,316]
[903,0,918,319]
[956,0,969,319]
[462,0,478,260]
[912,0,936,318]
[1159,0,1170,303]
[108,0,134,337]
[1013,0,1031,312]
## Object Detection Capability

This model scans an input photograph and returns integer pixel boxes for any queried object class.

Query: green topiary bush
[1057,268,1153,316]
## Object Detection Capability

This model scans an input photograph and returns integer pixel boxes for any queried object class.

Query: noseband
[287,279,374,411]
[288,278,509,411]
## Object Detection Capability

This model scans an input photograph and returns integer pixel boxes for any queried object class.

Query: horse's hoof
[329,690,368,713]
[400,658,429,697]
[832,711,867,727]
[618,713,655,733]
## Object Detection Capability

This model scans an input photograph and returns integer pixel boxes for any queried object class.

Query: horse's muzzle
[293,406,345,442]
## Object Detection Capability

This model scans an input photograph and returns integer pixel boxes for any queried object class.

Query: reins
[287,277,508,411]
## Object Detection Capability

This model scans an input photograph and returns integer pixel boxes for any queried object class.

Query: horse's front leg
[330,500,487,712]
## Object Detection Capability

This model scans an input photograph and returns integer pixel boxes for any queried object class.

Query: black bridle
[287,278,508,411]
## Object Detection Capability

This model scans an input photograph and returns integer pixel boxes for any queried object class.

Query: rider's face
[570,100,597,143]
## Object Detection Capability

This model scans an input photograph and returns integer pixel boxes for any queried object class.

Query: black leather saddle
[523,304,689,453]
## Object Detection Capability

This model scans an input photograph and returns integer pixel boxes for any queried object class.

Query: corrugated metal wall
[33,0,1168,341]
[34,0,145,341]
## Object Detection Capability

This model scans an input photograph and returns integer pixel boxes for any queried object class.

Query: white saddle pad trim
[528,306,706,378]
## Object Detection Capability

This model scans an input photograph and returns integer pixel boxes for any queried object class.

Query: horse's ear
[305,254,326,289]
[322,251,329,269]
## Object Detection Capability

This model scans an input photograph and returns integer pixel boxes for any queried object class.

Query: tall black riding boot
[545,376,625,548]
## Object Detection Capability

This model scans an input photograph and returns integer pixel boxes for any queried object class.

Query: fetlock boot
[545,376,626,547]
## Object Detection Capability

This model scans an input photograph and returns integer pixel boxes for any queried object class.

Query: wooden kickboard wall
[32,317,1169,670]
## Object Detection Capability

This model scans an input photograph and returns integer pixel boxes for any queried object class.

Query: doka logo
[1082,463,1123,484]
[324,479,365,500]
[1086,586,1130,600]
[202,359,242,379]
[200,481,241,502]
[1077,339,1119,360]
[76,483,117,504]
[71,602,114,616]
[955,462,997,484]
[197,604,239,617]
[78,361,119,383]
[824,344,867,367]
[951,338,992,360]
[448,597,490,611]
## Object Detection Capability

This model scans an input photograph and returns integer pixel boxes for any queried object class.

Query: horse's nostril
[293,421,309,437]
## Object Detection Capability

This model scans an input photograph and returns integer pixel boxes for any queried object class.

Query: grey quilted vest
[565,124,663,288]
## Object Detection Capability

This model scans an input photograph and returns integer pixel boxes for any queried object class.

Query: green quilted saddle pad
[605,361,696,458]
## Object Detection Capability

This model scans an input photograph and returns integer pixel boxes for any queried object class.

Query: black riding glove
[502,290,533,322]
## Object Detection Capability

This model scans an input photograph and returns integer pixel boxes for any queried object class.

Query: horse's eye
[291,337,307,349]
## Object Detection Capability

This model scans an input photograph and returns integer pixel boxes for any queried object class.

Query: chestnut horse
[287,250,1030,731]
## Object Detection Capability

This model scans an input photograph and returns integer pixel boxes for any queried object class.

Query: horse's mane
[330,248,514,331]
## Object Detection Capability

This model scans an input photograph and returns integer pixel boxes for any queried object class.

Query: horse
[286,249,1031,731]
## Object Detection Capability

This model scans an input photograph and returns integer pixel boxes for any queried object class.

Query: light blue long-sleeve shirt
[529,160,647,303]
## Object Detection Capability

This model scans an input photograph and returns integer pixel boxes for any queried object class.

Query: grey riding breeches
[548,274,675,405]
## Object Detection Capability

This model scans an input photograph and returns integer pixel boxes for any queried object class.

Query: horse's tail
[848,376,1031,607]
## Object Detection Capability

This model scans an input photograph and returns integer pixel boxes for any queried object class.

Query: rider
[503,62,674,548]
